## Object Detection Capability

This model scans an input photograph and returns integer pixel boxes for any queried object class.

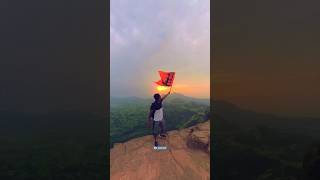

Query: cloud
[111,0,210,98]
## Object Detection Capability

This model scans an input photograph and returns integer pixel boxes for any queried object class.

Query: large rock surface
[110,121,210,180]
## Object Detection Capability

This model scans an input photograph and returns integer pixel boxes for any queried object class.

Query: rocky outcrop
[110,121,210,180]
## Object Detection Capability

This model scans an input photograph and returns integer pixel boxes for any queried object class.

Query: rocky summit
[110,120,210,180]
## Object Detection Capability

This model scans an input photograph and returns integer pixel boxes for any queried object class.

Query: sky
[2,0,320,117]
[0,0,107,113]
[110,0,210,98]
[213,0,320,117]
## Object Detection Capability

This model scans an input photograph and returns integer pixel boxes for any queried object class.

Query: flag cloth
[155,71,175,86]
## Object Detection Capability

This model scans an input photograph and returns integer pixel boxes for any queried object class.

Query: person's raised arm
[161,90,171,101]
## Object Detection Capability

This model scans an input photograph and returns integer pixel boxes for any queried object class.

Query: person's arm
[161,90,171,101]
[147,107,154,128]
[148,109,154,121]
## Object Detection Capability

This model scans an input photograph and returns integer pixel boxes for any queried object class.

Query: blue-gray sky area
[213,0,320,117]
[111,0,210,98]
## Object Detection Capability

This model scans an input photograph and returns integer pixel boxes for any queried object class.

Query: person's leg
[159,121,166,137]
[153,135,158,146]
[152,121,158,146]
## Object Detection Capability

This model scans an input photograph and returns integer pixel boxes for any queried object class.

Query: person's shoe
[160,134,166,138]
[154,141,158,147]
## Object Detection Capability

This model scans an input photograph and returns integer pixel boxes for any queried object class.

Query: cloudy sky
[110,0,210,98]
[214,0,320,117]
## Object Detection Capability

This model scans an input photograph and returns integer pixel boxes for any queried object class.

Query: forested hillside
[110,93,210,146]
[213,101,320,180]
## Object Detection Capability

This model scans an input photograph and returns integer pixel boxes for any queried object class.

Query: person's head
[153,93,161,102]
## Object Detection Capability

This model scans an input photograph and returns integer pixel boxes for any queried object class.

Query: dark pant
[152,120,165,137]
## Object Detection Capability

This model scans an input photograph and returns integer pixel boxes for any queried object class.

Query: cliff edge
[110,120,210,180]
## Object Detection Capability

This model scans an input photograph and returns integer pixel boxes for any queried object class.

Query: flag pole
[169,73,174,94]
[169,80,174,94]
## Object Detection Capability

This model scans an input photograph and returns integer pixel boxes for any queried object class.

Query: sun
[156,86,169,92]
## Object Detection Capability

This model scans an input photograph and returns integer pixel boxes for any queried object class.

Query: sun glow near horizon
[156,85,170,92]
[152,81,209,98]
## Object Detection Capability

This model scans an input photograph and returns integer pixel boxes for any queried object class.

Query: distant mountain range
[1,93,320,179]
[213,100,320,138]
[212,100,320,180]
[110,93,210,146]
[111,93,210,106]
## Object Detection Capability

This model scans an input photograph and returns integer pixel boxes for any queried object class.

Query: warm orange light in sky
[149,74,209,98]
[151,81,209,98]
[173,82,209,98]
[156,85,169,92]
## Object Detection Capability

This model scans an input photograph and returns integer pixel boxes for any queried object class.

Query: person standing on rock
[148,90,170,147]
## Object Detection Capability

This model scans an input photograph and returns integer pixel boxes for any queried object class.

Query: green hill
[213,101,320,180]
[110,93,210,146]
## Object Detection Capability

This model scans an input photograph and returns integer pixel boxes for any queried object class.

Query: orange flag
[155,71,175,86]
